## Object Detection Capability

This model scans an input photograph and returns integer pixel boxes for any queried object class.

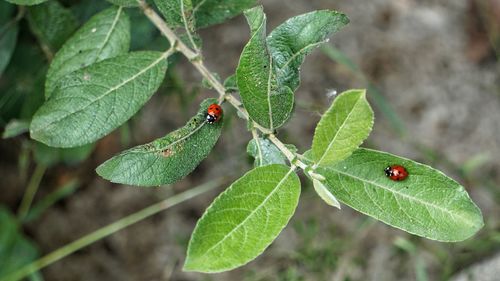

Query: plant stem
[17,164,46,221]
[2,179,223,281]
[137,0,307,168]
[268,134,308,170]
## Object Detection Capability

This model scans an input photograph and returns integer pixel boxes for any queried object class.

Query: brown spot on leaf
[161,148,174,157]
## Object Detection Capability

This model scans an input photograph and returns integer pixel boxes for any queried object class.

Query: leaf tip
[339,12,350,25]
[244,5,264,15]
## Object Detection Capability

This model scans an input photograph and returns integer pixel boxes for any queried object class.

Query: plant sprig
[8,0,483,277]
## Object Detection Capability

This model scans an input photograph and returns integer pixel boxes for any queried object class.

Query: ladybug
[384,165,408,181]
[206,103,222,124]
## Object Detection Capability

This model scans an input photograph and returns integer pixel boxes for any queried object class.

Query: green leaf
[223,74,237,92]
[267,10,349,92]
[4,0,48,5]
[312,178,341,209]
[237,7,348,130]
[2,119,30,139]
[0,207,38,279]
[311,89,373,166]
[0,18,18,76]
[247,137,287,167]
[27,1,78,54]
[236,6,294,130]
[155,0,255,29]
[192,0,256,28]
[45,6,130,98]
[316,148,484,242]
[154,0,194,30]
[96,98,223,186]
[184,164,300,272]
[106,0,139,7]
[31,51,169,147]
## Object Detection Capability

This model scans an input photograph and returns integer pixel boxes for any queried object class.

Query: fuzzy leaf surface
[45,6,130,97]
[31,51,168,147]
[155,0,255,29]
[96,99,223,186]
[316,148,484,242]
[236,6,293,130]
[184,164,300,272]
[267,10,349,91]
[312,89,373,166]
[154,0,194,30]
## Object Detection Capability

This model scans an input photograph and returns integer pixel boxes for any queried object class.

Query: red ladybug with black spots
[206,103,222,124]
[385,165,408,181]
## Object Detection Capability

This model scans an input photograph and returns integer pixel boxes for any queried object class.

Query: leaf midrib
[316,94,362,165]
[93,6,123,62]
[279,40,326,70]
[194,168,294,262]
[128,121,206,155]
[328,167,477,227]
[34,52,168,133]
[266,55,274,129]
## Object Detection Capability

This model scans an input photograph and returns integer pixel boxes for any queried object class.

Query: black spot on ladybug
[385,165,409,181]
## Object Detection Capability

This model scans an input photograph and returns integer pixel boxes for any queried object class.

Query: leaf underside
[247,137,288,167]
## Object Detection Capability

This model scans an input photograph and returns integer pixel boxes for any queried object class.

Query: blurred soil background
[1,0,499,280]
